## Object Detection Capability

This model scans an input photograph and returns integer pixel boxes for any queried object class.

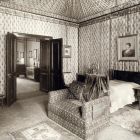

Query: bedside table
[133,87,140,110]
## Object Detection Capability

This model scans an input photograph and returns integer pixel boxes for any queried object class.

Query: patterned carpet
[111,106,140,134]
[10,121,61,140]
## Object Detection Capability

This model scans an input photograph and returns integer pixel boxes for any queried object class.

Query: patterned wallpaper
[79,20,110,75]
[110,12,140,72]
[0,7,78,95]
[79,8,140,75]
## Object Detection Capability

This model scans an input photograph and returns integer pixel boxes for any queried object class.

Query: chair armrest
[48,89,69,103]
[82,96,110,121]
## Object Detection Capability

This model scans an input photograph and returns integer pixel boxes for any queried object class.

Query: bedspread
[109,80,139,113]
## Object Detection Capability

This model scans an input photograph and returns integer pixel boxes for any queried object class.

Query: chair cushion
[48,99,85,128]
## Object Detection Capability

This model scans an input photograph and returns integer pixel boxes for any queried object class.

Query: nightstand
[133,87,140,110]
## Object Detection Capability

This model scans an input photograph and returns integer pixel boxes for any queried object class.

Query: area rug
[111,106,140,134]
[9,122,61,140]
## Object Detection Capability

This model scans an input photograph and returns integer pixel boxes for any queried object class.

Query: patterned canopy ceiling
[0,0,135,22]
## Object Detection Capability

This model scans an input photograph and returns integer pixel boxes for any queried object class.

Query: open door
[40,38,65,92]
[50,39,65,90]
[40,40,51,92]
[6,32,17,106]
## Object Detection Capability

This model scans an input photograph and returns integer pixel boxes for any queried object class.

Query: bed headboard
[110,70,140,85]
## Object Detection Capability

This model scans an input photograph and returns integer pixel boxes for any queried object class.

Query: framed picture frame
[118,34,138,61]
[20,52,24,58]
[29,51,32,58]
[63,45,71,58]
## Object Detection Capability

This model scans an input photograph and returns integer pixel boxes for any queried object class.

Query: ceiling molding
[78,0,140,22]
[0,1,78,23]
[0,6,79,27]
[80,2,140,27]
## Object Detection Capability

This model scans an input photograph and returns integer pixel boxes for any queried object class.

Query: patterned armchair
[48,88,110,140]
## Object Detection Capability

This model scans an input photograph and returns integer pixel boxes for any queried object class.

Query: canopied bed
[109,70,140,113]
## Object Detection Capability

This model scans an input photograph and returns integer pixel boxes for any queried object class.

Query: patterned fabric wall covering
[79,20,110,75]
[0,7,78,95]
[79,9,140,75]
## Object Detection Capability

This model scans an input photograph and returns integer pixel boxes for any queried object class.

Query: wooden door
[6,33,17,106]
[40,40,51,92]
[50,39,65,90]
[40,39,65,92]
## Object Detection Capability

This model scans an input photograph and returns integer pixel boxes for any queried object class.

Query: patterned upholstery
[48,89,110,140]
[48,99,84,128]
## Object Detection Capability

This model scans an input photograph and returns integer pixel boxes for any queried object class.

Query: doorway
[6,32,65,105]
[16,37,41,100]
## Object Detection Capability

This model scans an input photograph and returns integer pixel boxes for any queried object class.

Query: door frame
[6,32,53,105]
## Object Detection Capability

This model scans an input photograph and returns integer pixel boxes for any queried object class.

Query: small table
[133,87,140,109]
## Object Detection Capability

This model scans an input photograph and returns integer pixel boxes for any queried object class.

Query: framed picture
[29,51,32,58]
[20,52,24,58]
[118,35,138,61]
[63,45,71,58]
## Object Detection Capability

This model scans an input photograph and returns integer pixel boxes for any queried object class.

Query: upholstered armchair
[48,87,110,140]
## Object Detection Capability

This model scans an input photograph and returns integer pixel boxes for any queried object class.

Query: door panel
[6,32,17,106]
[50,39,65,90]
[40,38,65,92]
[40,72,50,92]
[40,40,51,92]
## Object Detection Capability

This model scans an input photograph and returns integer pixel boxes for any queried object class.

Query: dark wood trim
[110,70,140,85]
[13,32,53,40]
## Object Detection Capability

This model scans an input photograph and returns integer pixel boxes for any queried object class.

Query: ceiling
[0,0,134,22]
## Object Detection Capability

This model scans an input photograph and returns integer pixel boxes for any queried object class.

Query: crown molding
[0,6,79,27]
[80,1,140,27]
[1,0,140,27]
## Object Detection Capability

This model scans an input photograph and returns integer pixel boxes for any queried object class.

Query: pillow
[68,81,85,101]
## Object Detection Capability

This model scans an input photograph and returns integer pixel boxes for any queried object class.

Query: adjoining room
[16,36,41,99]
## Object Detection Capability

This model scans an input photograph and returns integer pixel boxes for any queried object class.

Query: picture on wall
[20,52,24,58]
[63,45,71,58]
[29,51,32,58]
[118,35,138,61]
